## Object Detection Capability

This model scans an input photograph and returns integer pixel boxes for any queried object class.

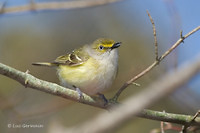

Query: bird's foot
[97,93,108,106]
[73,85,84,100]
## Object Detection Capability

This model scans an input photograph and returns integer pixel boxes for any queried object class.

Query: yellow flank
[58,57,99,87]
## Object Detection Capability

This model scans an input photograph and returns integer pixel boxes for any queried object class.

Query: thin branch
[0,0,122,14]
[160,27,200,61]
[191,110,200,122]
[147,10,159,60]
[112,24,200,101]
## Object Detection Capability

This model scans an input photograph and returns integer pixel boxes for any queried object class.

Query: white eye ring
[99,45,104,50]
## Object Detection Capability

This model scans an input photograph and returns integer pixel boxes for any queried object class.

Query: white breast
[84,49,118,95]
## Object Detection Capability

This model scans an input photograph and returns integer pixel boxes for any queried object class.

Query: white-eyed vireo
[32,38,121,96]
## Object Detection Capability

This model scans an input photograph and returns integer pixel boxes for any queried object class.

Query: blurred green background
[0,0,200,133]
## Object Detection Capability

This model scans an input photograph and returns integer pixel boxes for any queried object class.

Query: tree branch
[0,0,122,14]
[139,109,200,127]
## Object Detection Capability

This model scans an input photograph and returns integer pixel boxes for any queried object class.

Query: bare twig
[160,27,200,61]
[191,110,200,122]
[112,24,200,101]
[0,0,122,14]
[147,10,159,61]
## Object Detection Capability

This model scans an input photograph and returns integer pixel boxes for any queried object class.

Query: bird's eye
[99,45,104,50]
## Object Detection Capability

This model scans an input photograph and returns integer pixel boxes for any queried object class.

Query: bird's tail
[32,62,58,67]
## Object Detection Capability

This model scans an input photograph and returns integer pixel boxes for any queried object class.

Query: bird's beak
[111,42,121,49]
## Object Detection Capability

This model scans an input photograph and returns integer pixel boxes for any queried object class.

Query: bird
[32,38,121,96]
